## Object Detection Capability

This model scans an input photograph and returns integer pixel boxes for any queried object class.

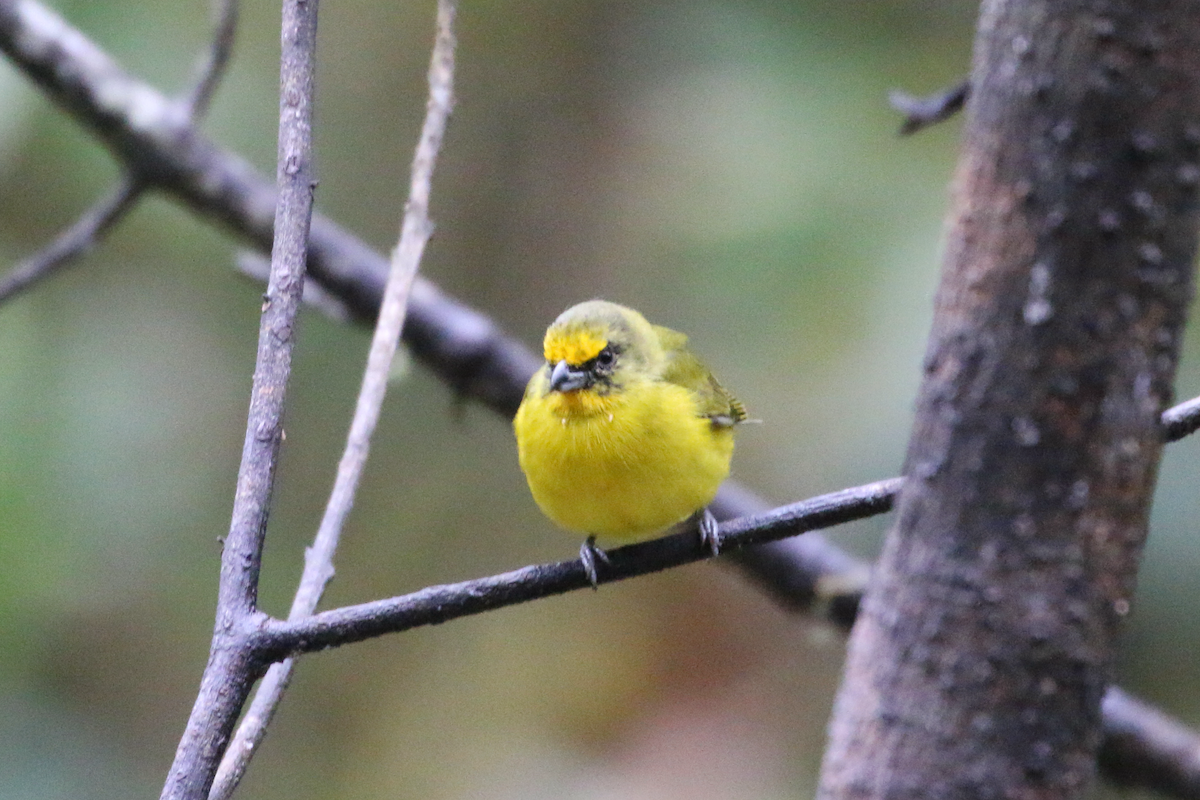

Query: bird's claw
[698,509,721,557]
[580,535,610,589]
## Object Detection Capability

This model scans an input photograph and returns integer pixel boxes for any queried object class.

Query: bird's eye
[595,346,616,369]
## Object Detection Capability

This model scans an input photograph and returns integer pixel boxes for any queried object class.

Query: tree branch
[1161,393,1200,441]
[209,4,454,797]
[242,478,899,658]
[182,0,239,120]
[0,177,141,303]
[159,0,319,798]
[0,0,537,409]
[1102,687,1200,797]
[0,0,238,306]
[889,80,970,135]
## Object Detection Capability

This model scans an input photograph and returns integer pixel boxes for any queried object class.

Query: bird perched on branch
[514,300,747,586]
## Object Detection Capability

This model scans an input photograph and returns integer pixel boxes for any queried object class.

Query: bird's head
[540,300,662,401]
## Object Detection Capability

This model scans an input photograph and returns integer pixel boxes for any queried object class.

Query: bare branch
[210,4,455,797]
[0,0,236,307]
[247,478,901,658]
[160,0,320,799]
[182,0,239,120]
[1102,687,1200,797]
[890,80,969,135]
[302,0,452,617]
[0,178,141,304]
[0,0,540,411]
[1162,394,1200,441]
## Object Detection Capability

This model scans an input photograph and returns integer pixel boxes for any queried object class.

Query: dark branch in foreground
[3,2,1200,797]
[249,479,901,659]
[890,80,969,135]
[160,0,319,798]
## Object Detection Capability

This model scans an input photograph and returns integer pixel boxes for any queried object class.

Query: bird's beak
[548,360,592,393]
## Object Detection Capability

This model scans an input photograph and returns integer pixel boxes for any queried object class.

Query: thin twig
[1162,394,1200,441]
[182,0,240,120]
[890,80,970,135]
[209,5,454,798]
[159,1,319,799]
[0,177,141,304]
[1102,686,1200,796]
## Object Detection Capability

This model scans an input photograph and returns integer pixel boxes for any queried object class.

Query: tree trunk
[818,1,1200,798]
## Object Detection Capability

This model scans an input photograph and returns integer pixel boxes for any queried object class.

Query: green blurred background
[0,1,1197,798]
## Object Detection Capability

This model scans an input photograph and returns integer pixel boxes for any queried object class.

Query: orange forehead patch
[544,329,607,366]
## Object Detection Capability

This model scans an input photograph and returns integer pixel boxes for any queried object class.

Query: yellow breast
[513,378,734,543]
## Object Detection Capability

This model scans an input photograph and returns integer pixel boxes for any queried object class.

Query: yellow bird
[514,300,747,584]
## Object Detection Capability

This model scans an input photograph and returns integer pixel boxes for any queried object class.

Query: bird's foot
[698,509,721,557]
[580,535,611,589]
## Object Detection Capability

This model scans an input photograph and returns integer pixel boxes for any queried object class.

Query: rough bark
[818,1,1200,799]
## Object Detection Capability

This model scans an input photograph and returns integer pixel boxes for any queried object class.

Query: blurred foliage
[0,1,1196,799]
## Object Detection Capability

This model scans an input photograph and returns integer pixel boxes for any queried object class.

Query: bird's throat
[547,388,617,421]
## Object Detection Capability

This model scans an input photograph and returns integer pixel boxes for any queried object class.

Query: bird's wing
[654,325,747,427]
